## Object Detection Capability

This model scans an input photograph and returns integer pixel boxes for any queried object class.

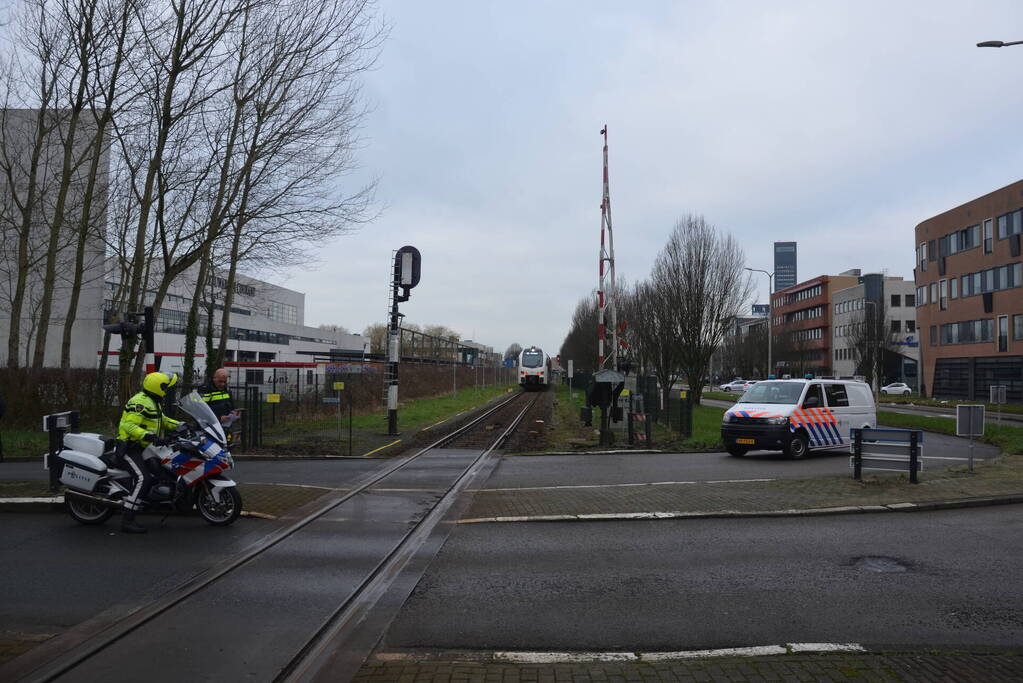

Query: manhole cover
[854,556,909,573]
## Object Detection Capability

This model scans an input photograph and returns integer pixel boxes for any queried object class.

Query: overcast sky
[281,1,1023,356]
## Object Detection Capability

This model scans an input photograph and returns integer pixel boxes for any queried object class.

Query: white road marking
[482,478,775,492]
[641,645,788,660]
[495,651,638,663]
[788,642,866,653]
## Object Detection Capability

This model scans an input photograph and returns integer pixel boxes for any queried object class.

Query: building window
[891,320,901,333]
[245,369,264,385]
[984,219,993,253]
[930,325,937,346]
[998,316,1009,352]
[929,283,938,305]
[905,294,915,307]
[1014,314,1023,341]
[939,279,947,311]
[906,320,916,333]
[258,352,276,363]
[950,277,958,300]
[267,301,299,325]
[238,350,257,362]
[890,294,901,307]
[918,242,927,272]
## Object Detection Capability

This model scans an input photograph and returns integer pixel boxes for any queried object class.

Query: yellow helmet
[143,371,178,398]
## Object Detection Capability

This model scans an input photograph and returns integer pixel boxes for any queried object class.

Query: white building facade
[832,275,919,387]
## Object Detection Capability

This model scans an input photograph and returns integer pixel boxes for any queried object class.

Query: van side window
[803,384,824,408]
[825,384,850,407]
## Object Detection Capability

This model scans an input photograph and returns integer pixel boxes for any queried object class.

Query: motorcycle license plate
[736,438,755,445]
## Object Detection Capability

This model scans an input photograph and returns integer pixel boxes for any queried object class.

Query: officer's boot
[121,509,147,534]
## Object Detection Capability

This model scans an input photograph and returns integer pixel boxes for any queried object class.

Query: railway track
[3,391,541,683]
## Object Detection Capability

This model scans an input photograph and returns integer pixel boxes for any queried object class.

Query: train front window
[522,351,543,368]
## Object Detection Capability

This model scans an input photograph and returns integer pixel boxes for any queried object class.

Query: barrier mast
[597,125,618,370]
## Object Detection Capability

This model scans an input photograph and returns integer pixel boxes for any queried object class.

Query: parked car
[881,382,913,396]
[720,380,754,393]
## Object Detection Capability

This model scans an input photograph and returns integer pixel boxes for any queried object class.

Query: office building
[102,259,368,385]
[773,242,798,292]
[914,180,1023,401]
[831,274,919,387]
[771,272,860,377]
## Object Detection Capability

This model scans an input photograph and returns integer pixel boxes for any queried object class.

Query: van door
[824,383,851,445]
[794,383,832,448]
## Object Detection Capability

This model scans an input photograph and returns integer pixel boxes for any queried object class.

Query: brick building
[914,179,1023,401]
[771,273,860,377]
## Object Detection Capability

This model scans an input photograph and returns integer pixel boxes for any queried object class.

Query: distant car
[881,382,912,396]
[721,380,756,393]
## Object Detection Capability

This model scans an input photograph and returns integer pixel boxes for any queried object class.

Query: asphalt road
[488,429,1000,488]
[381,505,1023,652]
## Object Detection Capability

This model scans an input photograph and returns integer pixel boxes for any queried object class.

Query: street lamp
[864,300,880,404]
[745,267,773,379]
[977,40,1023,48]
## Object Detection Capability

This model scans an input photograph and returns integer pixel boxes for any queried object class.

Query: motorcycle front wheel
[67,493,114,525]
[195,483,242,526]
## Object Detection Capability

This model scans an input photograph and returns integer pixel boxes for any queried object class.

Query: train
[518,346,551,391]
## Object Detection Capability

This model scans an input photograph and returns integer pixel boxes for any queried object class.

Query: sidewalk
[462,455,1023,523]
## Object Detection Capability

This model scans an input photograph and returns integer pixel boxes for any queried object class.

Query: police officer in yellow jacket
[117,371,182,534]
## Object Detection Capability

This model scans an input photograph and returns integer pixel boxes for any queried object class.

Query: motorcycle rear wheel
[67,493,114,525]
[196,483,241,526]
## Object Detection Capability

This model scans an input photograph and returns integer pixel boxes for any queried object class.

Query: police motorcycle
[49,391,242,527]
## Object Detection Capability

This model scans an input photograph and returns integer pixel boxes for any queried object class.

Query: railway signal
[387,246,421,435]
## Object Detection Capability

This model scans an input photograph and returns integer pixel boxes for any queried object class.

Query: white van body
[721,379,876,458]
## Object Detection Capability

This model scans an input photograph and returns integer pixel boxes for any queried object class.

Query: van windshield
[737,381,804,405]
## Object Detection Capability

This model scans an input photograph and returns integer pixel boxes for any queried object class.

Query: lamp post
[745,267,773,378]
[977,40,1023,48]
[864,300,880,404]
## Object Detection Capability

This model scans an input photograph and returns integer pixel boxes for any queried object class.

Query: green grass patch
[702,391,738,403]
[877,410,1023,455]
[878,395,1023,414]
[265,384,516,435]
[259,384,518,455]
[0,479,53,497]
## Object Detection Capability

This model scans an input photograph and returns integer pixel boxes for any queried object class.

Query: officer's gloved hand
[151,436,170,447]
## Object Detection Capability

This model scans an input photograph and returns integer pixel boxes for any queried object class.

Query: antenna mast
[597,125,618,370]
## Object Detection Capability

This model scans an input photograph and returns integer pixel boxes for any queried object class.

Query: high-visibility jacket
[118,391,181,445]
[200,384,234,419]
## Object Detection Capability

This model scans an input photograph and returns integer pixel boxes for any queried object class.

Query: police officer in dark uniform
[201,367,238,432]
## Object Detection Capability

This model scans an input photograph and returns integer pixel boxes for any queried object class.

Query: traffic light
[102,306,155,352]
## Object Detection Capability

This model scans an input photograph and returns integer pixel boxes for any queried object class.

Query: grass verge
[877,410,1023,455]
[879,395,1023,414]
[258,384,518,456]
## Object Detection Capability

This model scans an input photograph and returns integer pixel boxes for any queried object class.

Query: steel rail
[278,392,541,682]
[11,391,535,683]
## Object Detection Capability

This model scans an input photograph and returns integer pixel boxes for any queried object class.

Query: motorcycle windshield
[178,391,227,444]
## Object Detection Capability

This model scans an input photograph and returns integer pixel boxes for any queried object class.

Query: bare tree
[648,215,753,404]
[503,342,522,361]
[626,279,685,407]
[558,292,599,373]
[849,300,897,389]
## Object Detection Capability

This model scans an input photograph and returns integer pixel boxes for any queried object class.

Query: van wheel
[785,432,809,460]
[726,445,748,457]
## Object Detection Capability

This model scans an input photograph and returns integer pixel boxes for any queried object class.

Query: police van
[720,378,876,459]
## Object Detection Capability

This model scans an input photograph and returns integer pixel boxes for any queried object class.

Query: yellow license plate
[736,438,755,445]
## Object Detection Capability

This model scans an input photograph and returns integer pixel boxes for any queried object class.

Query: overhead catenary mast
[597,125,618,370]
